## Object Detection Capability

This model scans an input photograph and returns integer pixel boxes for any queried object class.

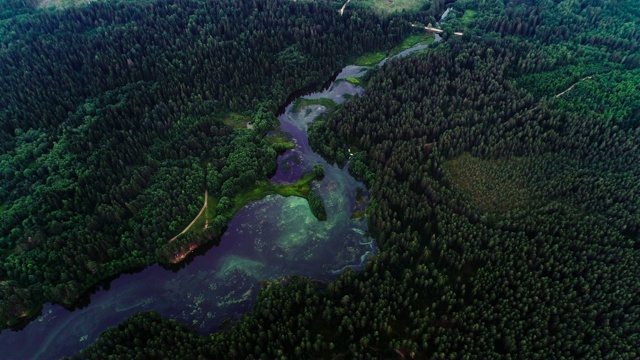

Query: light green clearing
[186,173,319,235]
[352,0,431,16]
[37,0,97,9]
[397,33,435,51]
[351,52,387,67]
[266,132,295,151]
[461,9,477,26]
[291,97,337,113]
[444,153,534,214]
[350,33,435,67]
[220,112,251,129]
[232,173,316,212]
[345,77,361,85]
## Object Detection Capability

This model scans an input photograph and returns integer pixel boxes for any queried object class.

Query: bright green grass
[186,173,321,236]
[220,112,251,129]
[350,52,387,66]
[291,97,337,113]
[397,33,434,51]
[461,10,477,26]
[352,0,431,16]
[266,132,295,152]
[349,33,435,67]
[345,77,361,85]
[232,173,317,213]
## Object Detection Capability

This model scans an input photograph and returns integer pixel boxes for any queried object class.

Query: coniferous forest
[0,0,409,329]
[0,0,639,358]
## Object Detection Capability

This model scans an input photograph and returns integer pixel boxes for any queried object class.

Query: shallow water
[0,63,375,360]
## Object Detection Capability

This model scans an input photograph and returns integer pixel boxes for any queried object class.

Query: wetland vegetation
[0,0,639,358]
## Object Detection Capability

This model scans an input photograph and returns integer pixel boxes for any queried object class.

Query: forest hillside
[0,0,638,358]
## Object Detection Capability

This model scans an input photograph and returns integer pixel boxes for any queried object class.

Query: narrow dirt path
[169,189,208,243]
[555,76,593,98]
[340,0,351,16]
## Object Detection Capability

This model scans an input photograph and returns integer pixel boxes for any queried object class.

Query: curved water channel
[0,63,374,360]
[0,29,447,358]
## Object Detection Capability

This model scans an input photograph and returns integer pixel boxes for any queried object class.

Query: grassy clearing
[397,33,434,51]
[291,98,337,113]
[220,112,251,129]
[184,172,322,236]
[349,32,435,66]
[232,173,317,212]
[444,153,534,214]
[350,52,387,66]
[37,0,97,9]
[345,77,361,85]
[461,9,477,26]
[351,0,431,16]
[185,194,212,234]
[266,132,295,152]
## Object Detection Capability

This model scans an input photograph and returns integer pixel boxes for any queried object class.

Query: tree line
[64,0,640,358]
[0,0,411,329]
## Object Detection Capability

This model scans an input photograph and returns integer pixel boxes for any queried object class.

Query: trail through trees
[339,0,351,16]
[555,76,593,98]
[169,190,208,243]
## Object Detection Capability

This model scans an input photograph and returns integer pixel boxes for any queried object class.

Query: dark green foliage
[307,190,327,221]
[312,164,325,181]
[55,0,640,358]
[69,311,208,360]
[0,0,411,328]
[304,2,640,356]
[0,0,34,20]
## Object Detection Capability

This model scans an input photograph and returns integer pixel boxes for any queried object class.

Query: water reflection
[0,62,375,359]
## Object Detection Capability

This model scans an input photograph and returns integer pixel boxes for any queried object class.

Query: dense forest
[2,0,639,358]
[0,0,412,329]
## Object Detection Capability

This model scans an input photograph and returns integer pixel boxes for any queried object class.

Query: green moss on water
[233,179,311,210]
[345,77,361,85]
[185,171,326,238]
[350,210,365,220]
[218,256,265,278]
[291,98,337,113]
[230,172,327,221]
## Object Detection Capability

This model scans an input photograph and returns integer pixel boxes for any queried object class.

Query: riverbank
[348,33,435,66]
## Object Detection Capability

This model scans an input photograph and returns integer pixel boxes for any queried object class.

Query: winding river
[0,21,448,357]
[0,59,378,360]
